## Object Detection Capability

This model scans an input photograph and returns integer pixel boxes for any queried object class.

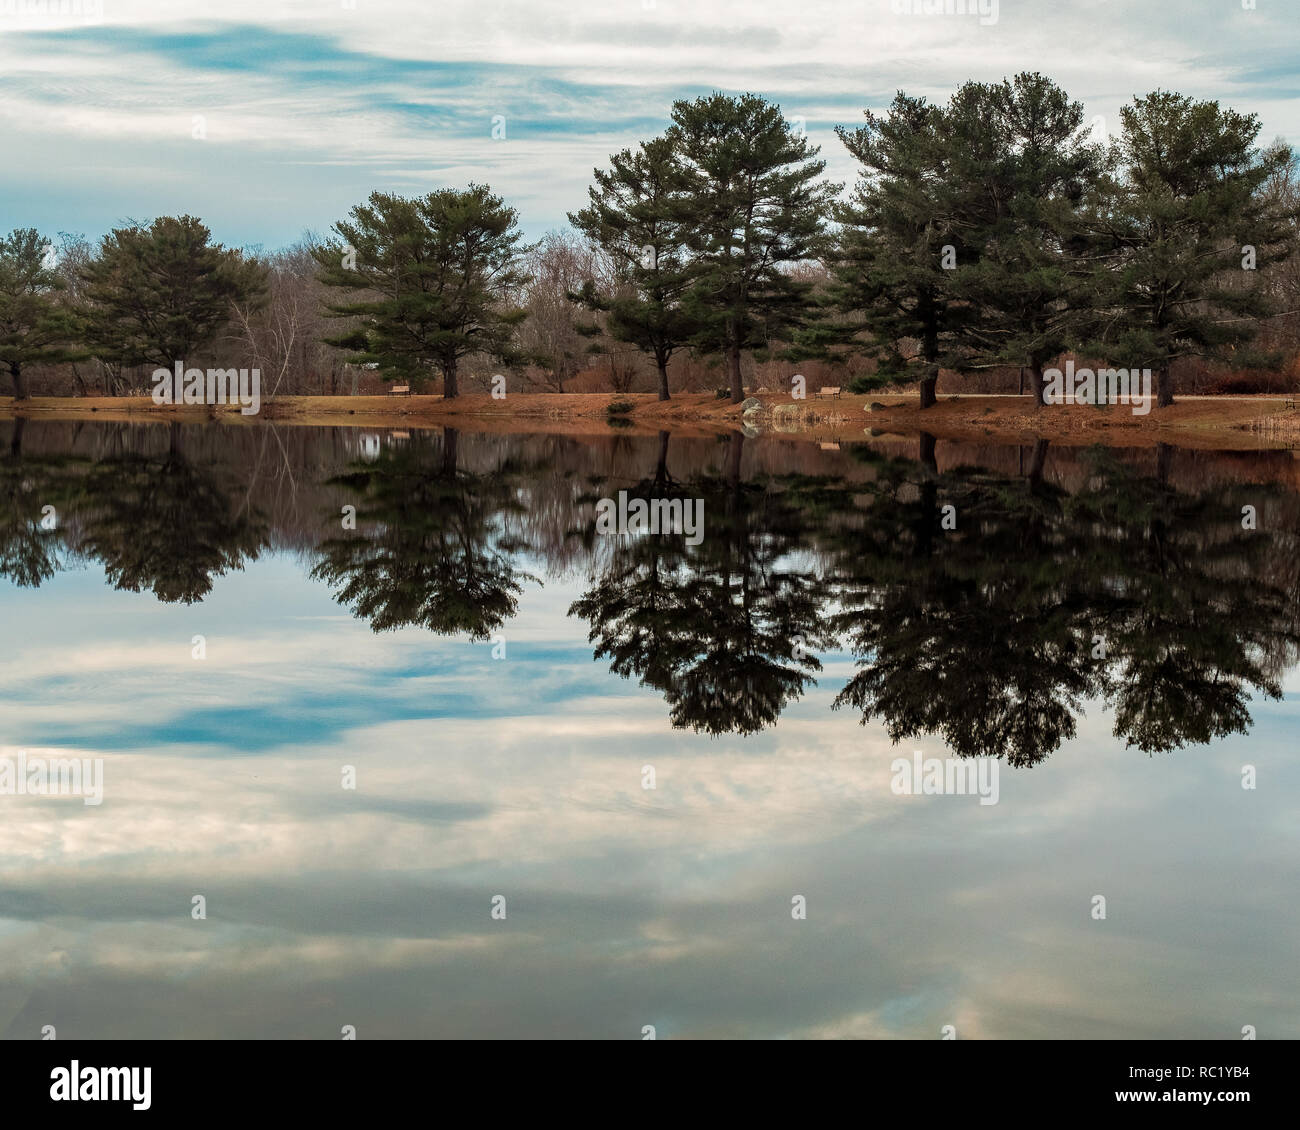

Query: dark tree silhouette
[312,428,534,637]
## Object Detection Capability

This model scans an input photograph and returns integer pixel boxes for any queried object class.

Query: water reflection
[571,433,831,735]
[3,419,1299,758]
[312,428,535,638]
[829,443,1300,763]
[3,418,1299,1040]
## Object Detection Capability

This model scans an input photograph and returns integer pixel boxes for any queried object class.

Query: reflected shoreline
[5,419,1299,759]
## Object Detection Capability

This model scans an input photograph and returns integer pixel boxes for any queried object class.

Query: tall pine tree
[943,73,1107,406]
[314,185,530,399]
[1093,91,1296,407]
[831,93,969,408]
[0,229,78,400]
[80,215,266,377]
[669,93,838,404]
[569,136,698,401]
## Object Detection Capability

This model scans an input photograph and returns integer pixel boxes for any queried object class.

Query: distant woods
[3,74,1299,407]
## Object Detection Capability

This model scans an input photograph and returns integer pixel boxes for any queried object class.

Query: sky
[1,0,1298,248]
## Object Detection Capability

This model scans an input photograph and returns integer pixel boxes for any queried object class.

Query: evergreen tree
[569,136,698,401]
[80,215,266,377]
[668,93,838,404]
[1092,91,1296,406]
[313,185,530,398]
[830,93,968,407]
[942,73,1108,405]
[0,228,78,400]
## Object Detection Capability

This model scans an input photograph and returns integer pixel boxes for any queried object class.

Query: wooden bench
[388,384,411,397]
[1286,396,1296,410]
[817,386,842,399]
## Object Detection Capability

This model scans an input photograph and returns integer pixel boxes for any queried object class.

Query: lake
[1,418,1297,1039]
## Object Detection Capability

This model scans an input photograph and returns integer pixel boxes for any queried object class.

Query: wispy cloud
[1,1,1294,247]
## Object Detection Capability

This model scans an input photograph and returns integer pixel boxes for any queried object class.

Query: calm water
[1,418,1297,1039]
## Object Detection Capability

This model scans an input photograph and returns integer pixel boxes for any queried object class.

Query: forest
[2,73,1298,409]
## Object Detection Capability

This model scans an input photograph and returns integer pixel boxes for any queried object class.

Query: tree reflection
[570,432,835,735]
[312,428,535,638]
[830,444,1300,761]
[75,423,268,604]
[0,418,73,587]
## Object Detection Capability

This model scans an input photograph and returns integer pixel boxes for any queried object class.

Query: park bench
[388,384,411,397]
[1285,395,1296,410]
[817,386,842,399]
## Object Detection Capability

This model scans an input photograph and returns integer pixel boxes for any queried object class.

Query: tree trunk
[10,415,25,456]
[728,345,744,405]
[442,427,459,477]
[1028,363,1047,408]
[10,364,29,401]
[918,431,937,473]
[919,365,938,409]
[1157,365,1174,408]
[655,430,670,487]
[1156,442,1172,486]
[443,357,459,400]
[726,429,744,485]
[656,358,671,402]
[1028,438,1050,485]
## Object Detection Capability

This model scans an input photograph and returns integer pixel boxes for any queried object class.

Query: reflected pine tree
[831,443,1300,761]
[0,418,76,587]
[571,432,835,735]
[831,443,1098,766]
[78,423,268,603]
[311,428,535,638]
[1065,450,1300,752]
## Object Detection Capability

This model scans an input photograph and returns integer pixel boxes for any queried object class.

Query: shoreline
[3,391,1298,450]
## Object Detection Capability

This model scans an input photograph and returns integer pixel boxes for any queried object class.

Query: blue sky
[1,0,1298,248]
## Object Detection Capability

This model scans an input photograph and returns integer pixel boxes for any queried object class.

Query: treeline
[2,73,1298,408]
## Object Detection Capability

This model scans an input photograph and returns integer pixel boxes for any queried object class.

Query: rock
[740,397,763,411]
[741,423,764,438]
[868,401,887,412]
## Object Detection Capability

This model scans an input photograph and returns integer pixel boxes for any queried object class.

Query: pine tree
[1092,91,1297,406]
[80,216,266,378]
[313,185,530,398]
[831,93,969,408]
[0,228,78,400]
[942,73,1108,405]
[668,93,838,404]
[569,136,698,401]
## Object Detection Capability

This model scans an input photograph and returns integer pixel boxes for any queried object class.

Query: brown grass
[4,391,1300,449]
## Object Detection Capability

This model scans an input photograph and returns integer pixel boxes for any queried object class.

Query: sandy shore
[3,391,1298,449]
